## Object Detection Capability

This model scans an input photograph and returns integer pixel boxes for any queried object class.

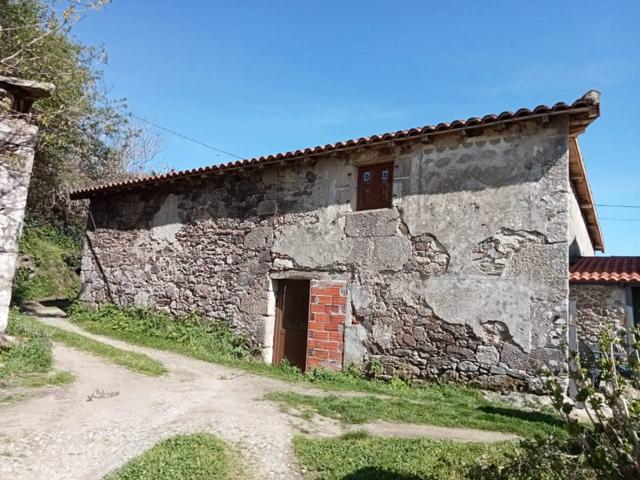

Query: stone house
[570,257,640,352]
[71,91,606,392]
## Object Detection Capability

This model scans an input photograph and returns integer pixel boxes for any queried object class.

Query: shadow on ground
[342,468,423,479]
[478,405,564,428]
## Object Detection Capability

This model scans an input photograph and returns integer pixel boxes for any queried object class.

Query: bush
[12,222,81,304]
[469,435,597,479]
[544,326,640,479]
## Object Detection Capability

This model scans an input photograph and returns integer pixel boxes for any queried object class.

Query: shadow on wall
[478,405,564,428]
[86,123,567,232]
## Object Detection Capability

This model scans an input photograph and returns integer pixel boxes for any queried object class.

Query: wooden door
[273,280,310,371]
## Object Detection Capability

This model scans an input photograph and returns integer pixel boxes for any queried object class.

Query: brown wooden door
[357,161,394,211]
[273,280,310,371]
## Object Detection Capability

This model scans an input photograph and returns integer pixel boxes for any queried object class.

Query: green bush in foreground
[469,435,597,480]
[104,433,241,480]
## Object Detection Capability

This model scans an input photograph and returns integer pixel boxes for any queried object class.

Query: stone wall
[80,117,578,391]
[570,283,628,349]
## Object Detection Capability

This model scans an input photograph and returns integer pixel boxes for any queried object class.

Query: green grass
[17,315,166,377]
[294,431,514,480]
[12,223,81,304]
[0,311,75,389]
[21,371,76,387]
[267,391,565,439]
[104,433,243,480]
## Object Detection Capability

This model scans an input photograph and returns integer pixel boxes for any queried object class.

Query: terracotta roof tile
[70,91,601,200]
[570,257,640,284]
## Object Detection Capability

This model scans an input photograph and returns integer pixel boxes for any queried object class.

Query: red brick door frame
[306,280,347,371]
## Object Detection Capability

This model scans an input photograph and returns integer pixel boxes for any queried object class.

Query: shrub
[474,325,640,480]
[469,435,597,479]
[12,222,81,304]
[544,325,640,479]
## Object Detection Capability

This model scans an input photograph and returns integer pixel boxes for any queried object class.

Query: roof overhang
[569,137,604,252]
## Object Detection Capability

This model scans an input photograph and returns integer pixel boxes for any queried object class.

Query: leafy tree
[0,0,159,234]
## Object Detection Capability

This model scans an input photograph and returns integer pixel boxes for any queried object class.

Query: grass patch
[0,310,74,389]
[0,392,32,405]
[21,371,75,387]
[267,391,564,439]
[18,315,166,377]
[294,432,513,480]
[104,433,243,480]
[12,222,81,304]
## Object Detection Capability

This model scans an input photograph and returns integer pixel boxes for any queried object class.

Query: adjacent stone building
[570,257,640,351]
[72,92,605,391]
[0,77,53,332]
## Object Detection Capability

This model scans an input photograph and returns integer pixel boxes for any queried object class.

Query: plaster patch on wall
[423,276,533,352]
[472,228,547,276]
[149,193,183,248]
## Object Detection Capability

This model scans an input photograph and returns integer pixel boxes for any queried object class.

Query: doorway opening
[273,279,310,371]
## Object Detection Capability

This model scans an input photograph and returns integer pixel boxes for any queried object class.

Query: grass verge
[267,391,564,438]
[0,311,75,389]
[294,431,513,480]
[19,315,166,377]
[104,433,243,480]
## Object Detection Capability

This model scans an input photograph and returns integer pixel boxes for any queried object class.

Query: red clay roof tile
[570,257,640,284]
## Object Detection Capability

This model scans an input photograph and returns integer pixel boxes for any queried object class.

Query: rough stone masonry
[75,94,601,392]
[0,77,53,332]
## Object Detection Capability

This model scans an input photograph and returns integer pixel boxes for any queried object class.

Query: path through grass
[68,304,565,438]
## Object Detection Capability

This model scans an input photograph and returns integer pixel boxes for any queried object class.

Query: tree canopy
[0,0,158,230]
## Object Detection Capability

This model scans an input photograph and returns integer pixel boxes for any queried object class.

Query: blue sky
[74,1,640,255]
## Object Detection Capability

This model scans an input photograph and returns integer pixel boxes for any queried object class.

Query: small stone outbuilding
[72,92,606,392]
[570,257,640,351]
